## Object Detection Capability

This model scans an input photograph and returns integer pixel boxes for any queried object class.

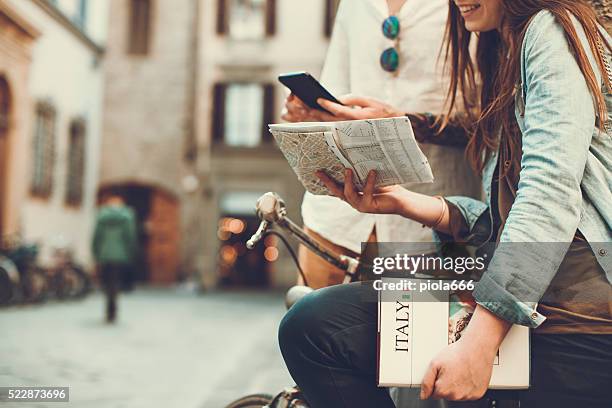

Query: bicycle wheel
[0,256,19,305]
[54,265,88,299]
[21,267,49,303]
[224,393,274,408]
[72,265,92,298]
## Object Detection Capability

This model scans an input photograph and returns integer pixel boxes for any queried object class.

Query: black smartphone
[278,72,343,113]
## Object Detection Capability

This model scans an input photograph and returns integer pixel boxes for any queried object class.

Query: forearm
[462,305,512,354]
[396,190,452,234]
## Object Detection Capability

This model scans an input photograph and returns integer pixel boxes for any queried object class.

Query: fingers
[287,93,307,108]
[363,170,376,198]
[316,171,344,199]
[420,361,440,400]
[338,95,377,107]
[283,94,322,122]
[343,169,361,205]
[317,98,358,119]
[309,108,341,122]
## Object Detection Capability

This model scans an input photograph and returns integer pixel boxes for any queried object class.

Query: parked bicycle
[0,236,49,304]
[0,254,19,305]
[224,192,363,408]
[48,237,92,300]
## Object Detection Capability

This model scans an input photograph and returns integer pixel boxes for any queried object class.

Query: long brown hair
[443,0,611,175]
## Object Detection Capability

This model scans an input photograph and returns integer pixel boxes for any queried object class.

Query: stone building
[0,0,108,266]
[101,0,340,288]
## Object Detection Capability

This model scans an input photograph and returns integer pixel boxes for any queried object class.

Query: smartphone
[278,72,343,113]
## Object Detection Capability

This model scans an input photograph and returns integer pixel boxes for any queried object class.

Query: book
[269,117,434,195]
[378,278,530,389]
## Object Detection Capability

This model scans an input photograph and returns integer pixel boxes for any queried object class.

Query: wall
[100,0,201,278]
[194,0,333,288]
[5,0,107,266]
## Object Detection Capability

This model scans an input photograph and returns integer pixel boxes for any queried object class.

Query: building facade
[101,0,339,288]
[0,0,108,267]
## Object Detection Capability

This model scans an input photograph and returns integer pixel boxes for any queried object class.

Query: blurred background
[0,0,342,407]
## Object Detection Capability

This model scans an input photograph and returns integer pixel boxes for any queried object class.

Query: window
[212,82,275,147]
[128,0,151,55]
[217,0,276,38]
[31,102,56,198]
[324,0,342,37]
[65,119,86,206]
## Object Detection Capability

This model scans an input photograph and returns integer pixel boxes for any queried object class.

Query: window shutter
[128,0,151,55]
[216,0,228,35]
[265,0,276,36]
[262,83,275,143]
[31,102,56,198]
[65,119,86,206]
[212,83,227,143]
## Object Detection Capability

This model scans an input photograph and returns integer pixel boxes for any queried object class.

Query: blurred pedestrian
[92,194,138,323]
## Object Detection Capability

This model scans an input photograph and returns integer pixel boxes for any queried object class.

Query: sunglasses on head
[380,15,400,73]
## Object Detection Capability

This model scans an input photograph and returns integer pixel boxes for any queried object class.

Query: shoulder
[522,9,604,82]
[523,10,566,53]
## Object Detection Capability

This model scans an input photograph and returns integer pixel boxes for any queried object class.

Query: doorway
[0,76,11,235]
[217,191,272,288]
[97,184,180,285]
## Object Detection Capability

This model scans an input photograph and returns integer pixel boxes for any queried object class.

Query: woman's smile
[454,0,502,32]
[457,2,482,18]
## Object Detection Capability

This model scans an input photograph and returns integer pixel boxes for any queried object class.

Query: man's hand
[281,93,337,122]
[317,95,405,120]
[420,306,512,401]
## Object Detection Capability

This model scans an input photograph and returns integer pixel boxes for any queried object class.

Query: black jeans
[101,264,124,322]
[278,282,612,408]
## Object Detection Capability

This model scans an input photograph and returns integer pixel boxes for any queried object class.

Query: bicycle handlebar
[247,192,360,283]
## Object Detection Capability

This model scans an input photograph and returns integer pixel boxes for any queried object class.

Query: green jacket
[92,205,138,265]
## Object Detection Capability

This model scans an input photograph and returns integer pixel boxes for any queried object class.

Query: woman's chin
[464,21,499,33]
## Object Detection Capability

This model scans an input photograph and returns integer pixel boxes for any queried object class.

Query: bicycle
[0,236,49,304]
[48,238,92,300]
[224,192,363,408]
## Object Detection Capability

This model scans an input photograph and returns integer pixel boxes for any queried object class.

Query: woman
[279,0,612,407]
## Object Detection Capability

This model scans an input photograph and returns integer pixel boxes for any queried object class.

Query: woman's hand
[317,95,405,120]
[316,169,410,215]
[316,169,453,233]
[420,306,512,401]
[281,93,337,122]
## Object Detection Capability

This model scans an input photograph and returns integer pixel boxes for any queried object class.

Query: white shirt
[302,0,482,253]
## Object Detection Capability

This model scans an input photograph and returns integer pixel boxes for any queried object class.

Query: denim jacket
[441,11,612,328]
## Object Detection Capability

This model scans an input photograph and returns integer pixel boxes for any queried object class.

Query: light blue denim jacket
[441,11,612,328]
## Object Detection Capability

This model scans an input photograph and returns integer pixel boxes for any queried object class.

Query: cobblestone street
[0,289,293,408]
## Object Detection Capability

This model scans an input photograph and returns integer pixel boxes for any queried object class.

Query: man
[92,194,138,323]
[283,0,481,288]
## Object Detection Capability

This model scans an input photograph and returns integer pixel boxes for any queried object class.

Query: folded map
[269,117,434,195]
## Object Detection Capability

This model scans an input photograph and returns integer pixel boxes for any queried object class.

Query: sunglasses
[380,15,400,73]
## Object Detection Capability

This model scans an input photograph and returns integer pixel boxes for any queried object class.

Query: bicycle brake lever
[246,220,270,249]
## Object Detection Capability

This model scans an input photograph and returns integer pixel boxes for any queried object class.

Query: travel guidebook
[377,278,530,389]
[269,117,434,195]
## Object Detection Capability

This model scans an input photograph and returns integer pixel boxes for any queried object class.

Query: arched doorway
[97,183,180,286]
[0,76,11,235]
